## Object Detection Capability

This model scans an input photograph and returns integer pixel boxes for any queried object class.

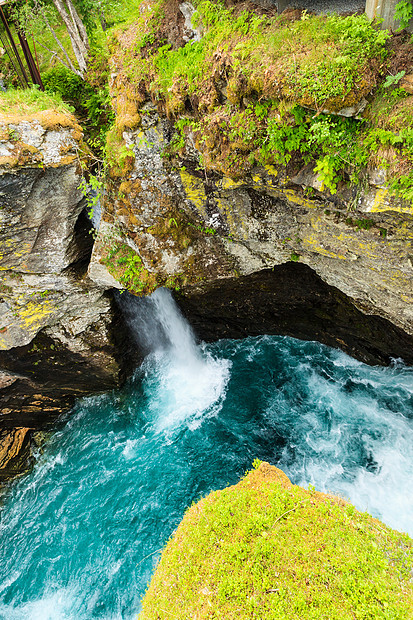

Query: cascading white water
[118,288,231,431]
[0,289,412,619]
[148,287,199,359]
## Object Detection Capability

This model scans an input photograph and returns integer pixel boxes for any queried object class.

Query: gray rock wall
[0,114,135,479]
[89,105,413,346]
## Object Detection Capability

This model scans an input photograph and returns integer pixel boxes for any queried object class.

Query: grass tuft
[0,87,74,116]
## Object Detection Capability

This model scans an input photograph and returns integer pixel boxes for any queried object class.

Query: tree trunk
[38,5,81,76]
[52,0,89,76]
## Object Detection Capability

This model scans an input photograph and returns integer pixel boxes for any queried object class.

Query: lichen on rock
[90,3,413,345]
[0,111,135,480]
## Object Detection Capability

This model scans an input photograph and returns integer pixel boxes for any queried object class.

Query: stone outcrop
[0,111,135,480]
[88,103,413,364]
[140,462,413,619]
[1,87,413,476]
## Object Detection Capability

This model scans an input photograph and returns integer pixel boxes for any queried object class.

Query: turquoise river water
[0,289,412,619]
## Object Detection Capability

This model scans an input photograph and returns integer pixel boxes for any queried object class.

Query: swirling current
[0,289,412,619]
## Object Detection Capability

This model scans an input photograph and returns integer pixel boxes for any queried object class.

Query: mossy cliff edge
[140,462,413,620]
[87,2,413,349]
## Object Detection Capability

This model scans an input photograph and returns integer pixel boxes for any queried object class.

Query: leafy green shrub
[43,48,114,156]
[394,0,413,29]
[43,65,86,106]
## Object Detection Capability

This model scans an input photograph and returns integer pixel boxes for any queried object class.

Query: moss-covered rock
[89,3,413,344]
[140,462,413,620]
[104,0,413,202]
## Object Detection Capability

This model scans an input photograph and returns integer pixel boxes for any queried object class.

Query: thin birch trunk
[38,5,81,75]
[52,0,89,75]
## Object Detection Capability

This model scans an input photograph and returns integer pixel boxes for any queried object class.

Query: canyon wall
[0,111,136,479]
[88,102,413,364]
[1,10,413,478]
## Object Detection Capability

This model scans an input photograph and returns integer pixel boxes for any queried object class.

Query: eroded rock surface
[89,103,413,352]
[0,112,135,480]
[1,97,413,478]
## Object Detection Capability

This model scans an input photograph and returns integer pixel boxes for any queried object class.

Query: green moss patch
[109,1,388,119]
[140,462,413,620]
[106,2,413,201]
[0,87,75,117]
[151,5,387,113]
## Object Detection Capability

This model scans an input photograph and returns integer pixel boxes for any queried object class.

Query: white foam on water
[132,288,231,432]
[121,438,140,460]
[275,358,413,535]
[142,346,231,432]
[0,587,79,620]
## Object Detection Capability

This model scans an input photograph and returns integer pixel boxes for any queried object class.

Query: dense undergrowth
[140,462,413,619]
[102,0,413,200]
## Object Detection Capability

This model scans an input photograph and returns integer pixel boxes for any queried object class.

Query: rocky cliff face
[2,37,413,477]
[85,4,413,364]
[88,102,413,364]
[0,111,135,480]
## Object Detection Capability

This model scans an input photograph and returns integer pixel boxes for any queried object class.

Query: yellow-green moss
[140,462,413,620]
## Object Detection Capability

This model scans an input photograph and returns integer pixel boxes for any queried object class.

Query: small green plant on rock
[78,173,103,220]
[394,0,413,29]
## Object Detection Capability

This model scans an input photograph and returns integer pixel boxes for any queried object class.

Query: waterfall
[117,288,231,431]
[0,304,412,619]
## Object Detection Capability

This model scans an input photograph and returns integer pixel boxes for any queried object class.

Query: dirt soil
[387,31,413,74]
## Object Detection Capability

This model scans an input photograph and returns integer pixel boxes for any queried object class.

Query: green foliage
[78,173,103,219]
[149,6,388,110]
[283,14,388,107]
[141,464,413,619]
[102,243,146,293]
[100,0,413,206]
[115,2,405,195]
[262,107,310,166]
[394,0,413,30]
[84,86,114,150]
[74,0,122,34]
[313,156,340,194]
[346,217,375,230]
[43,65,86,105]
[0,86,74,114]
[389,170,413,202]
[116,251,145,291]
[383,71,406,89]
[43,61,114,155]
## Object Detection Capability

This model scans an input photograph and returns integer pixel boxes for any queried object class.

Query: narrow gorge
[0,1,412,617]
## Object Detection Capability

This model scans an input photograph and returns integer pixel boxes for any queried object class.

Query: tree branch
[38,5,79,74]
[36,42,77,73]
